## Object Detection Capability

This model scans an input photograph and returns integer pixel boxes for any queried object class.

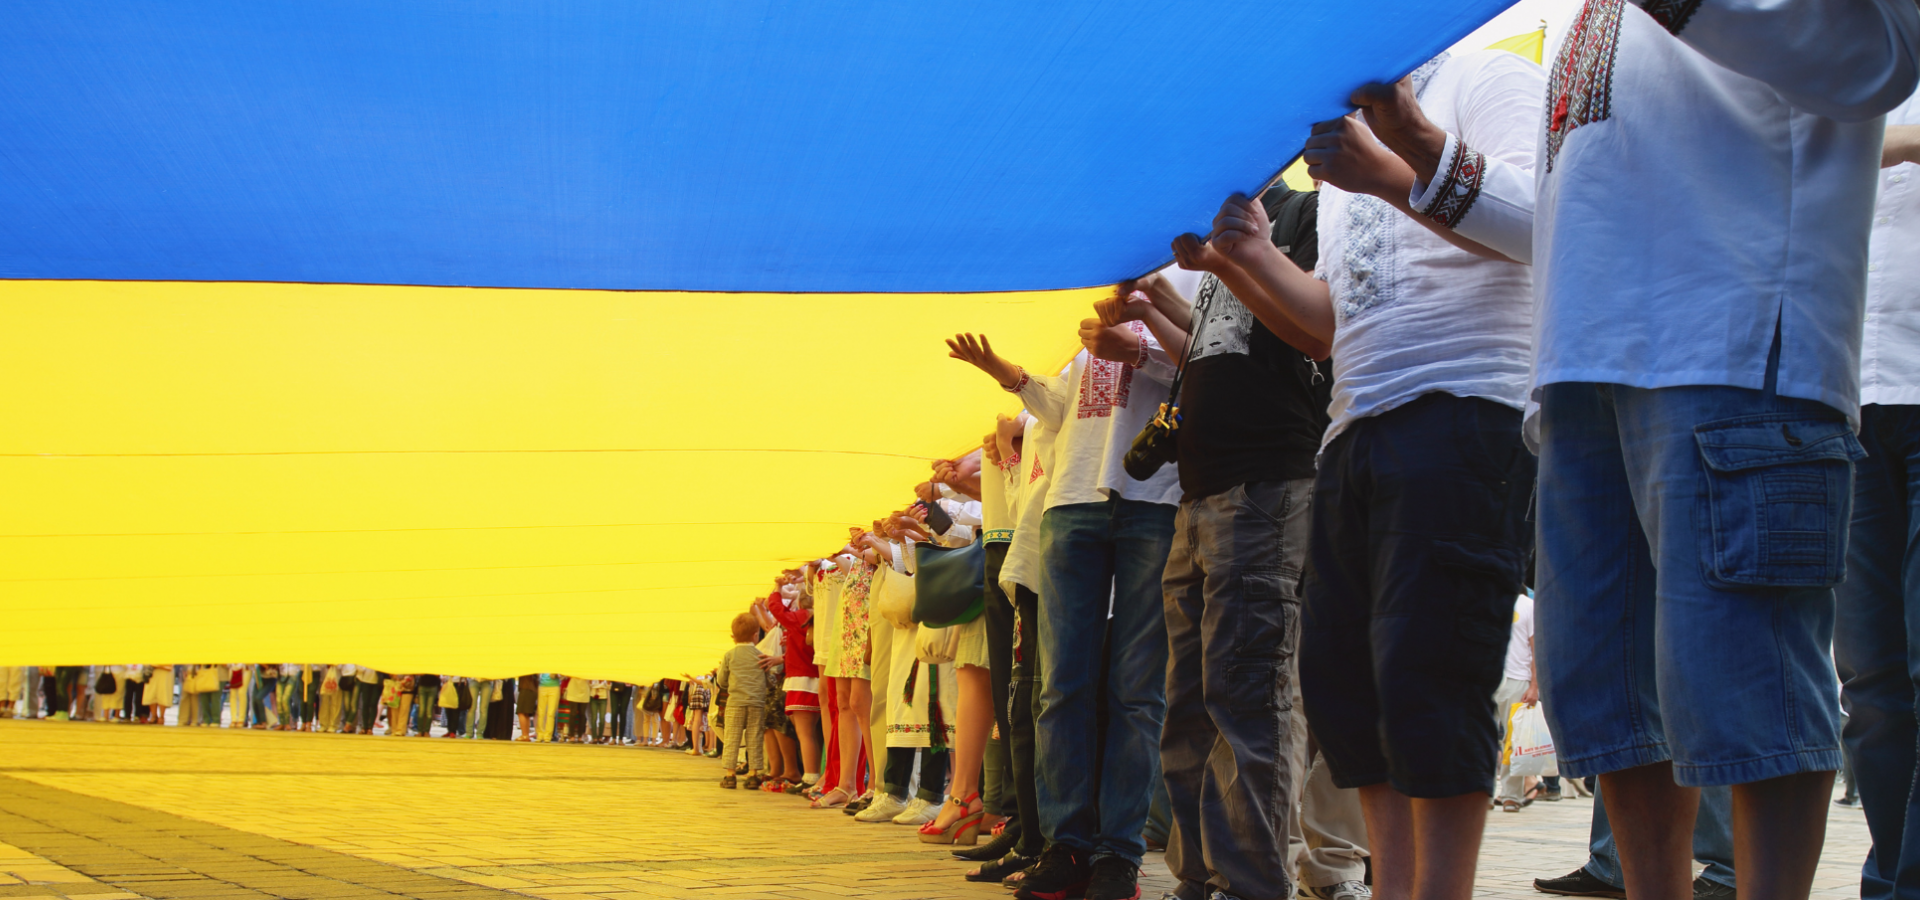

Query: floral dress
[831,561,874,679]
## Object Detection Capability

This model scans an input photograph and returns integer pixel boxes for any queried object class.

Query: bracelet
[1001,367,1029,393]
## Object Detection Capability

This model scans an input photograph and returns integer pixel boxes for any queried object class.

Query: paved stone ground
[0,720,1872,900]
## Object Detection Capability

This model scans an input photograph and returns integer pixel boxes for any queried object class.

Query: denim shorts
[1300,393,1535,798]
[1534,380,1859,786]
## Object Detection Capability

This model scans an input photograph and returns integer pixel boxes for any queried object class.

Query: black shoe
[1085,857,1140,900]
[1836,795,1860,808]
[1013,845,1090,900]
[956,826,1021,861]
[1534,868,1625,899]
[1693,878,1733,900]
[968,852,1035,883]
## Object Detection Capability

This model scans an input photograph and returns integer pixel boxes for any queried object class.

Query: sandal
[810,786,853,809]
[919,792,984,845]
[719,774,737,789]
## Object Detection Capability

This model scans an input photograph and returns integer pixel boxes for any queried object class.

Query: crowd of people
[11,4,1920,900]
[1,665,736,749]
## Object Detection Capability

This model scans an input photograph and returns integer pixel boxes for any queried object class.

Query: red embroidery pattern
[1077,357,1132,418]
[1424,140,1487,229]
[1076,322,1144,419]
[1029,455,1044,484]
[1545,0,1623,173]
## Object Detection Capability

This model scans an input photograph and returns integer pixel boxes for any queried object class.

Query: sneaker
[891,796,938,826]
[1301,881,1372,900]
[718,773,736,789]
[855,794,909,823]
[1534,868,1625,899]
[741,774,764,791]
[1014,844,1090,900]
[1085,856,1140,900]
[1693,878,1734,900]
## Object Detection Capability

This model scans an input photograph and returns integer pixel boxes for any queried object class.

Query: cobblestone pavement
[0,720,1872,900]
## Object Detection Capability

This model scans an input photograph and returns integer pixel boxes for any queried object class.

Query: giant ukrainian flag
[1,0,1513,680]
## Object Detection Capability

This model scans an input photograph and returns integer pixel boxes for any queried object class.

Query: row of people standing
[757,8,1920,900]
[3,665,719,751]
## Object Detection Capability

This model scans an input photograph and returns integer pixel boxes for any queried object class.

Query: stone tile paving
[0,719,1873,900]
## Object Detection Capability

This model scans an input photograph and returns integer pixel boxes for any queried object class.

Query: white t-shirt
[1015,347,1182,509]
[1416,0,1919,432]
[1318,50,1543,449]
[1503,594,1535,682]
[1864,88,1920,406]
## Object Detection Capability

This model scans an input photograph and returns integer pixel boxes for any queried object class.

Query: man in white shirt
[1835,87,1920,900]
[1352,3,1918,898]
[1177,47,1544,900]
[947,323,1183,900]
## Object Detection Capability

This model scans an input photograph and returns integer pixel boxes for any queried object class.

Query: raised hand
[1209,192,1273,264]
[1350,79,1449,184]
[1078,318,1142,364]
[1094,289,1154,327]
[1303,113,1417,200]
[945,332,1022,389]
[1171,230,1233,274]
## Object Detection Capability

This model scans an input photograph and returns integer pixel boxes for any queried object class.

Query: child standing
[716,612,770,789]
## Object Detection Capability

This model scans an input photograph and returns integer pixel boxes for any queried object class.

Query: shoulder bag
[911,540,986,626]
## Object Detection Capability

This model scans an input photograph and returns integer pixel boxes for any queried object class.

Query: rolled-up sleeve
[1409,52,1544,264]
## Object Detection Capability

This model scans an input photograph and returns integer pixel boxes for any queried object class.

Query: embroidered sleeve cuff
[1002,367,1029,393]
[1410,132,1488,231]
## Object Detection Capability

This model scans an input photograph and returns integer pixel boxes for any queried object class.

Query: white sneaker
[1300,881,1372,900]
[891,796,937,826]
[854,794,909,822]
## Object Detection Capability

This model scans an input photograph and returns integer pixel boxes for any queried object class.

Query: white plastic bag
[1505,703,1558,778]
[872,566,917,630]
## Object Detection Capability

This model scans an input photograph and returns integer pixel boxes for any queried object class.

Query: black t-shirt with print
[1176,187,1332,500]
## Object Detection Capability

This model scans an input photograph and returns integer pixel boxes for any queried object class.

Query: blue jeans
[1536,375,1855,785]
[1835,404,1920,900]
[1036,496,1176,865]
[1585,781,1735,889]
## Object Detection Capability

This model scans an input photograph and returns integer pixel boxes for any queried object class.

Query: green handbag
[911,540,986,627]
